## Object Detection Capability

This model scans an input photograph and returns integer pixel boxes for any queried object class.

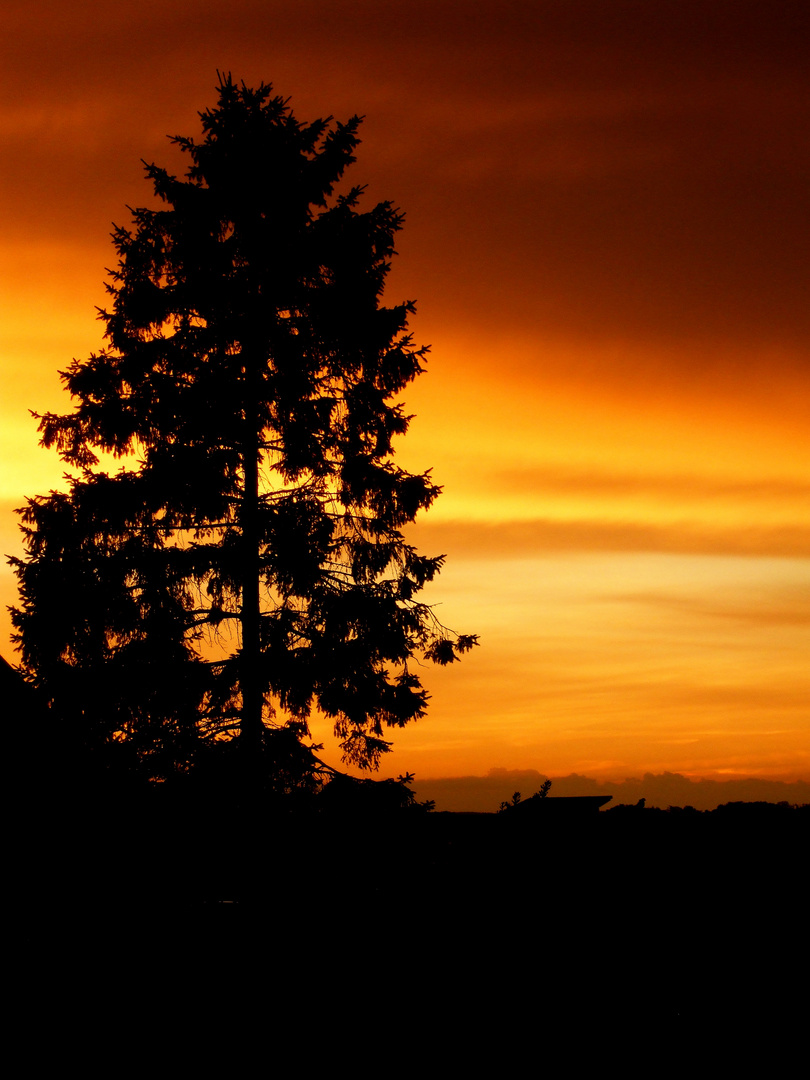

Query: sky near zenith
[1,1,808,798]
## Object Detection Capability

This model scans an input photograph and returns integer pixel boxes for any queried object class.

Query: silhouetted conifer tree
[11,75,476,789]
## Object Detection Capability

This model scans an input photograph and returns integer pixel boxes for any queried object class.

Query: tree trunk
[240,350,263,767]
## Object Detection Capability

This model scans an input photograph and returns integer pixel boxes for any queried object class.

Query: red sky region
[1,2,808,806]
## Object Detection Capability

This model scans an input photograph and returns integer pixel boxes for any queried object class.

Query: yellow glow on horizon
[366,550,810,781]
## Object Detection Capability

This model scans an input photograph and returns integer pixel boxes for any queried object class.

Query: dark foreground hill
[6,650,805,1052]
[10,791,806,1060]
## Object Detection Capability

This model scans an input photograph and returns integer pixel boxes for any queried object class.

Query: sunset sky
[2,1,808,804]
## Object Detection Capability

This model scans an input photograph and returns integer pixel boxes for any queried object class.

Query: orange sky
[2,1,808,799]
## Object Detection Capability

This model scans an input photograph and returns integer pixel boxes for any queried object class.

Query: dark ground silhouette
[7,655,806,1052]
[12,771,807,1042]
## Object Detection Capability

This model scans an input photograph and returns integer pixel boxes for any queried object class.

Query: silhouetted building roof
[509,795,612,817]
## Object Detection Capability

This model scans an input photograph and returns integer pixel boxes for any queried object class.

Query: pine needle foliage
[11,75,476,783]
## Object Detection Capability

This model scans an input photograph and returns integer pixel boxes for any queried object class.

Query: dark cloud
[3,0,808,345]
[488,467,810,502]
[412,768,810,812]
[409,518,810,558]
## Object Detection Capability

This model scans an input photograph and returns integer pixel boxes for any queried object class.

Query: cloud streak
[488,466,810,503]
[411,518,810,559]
